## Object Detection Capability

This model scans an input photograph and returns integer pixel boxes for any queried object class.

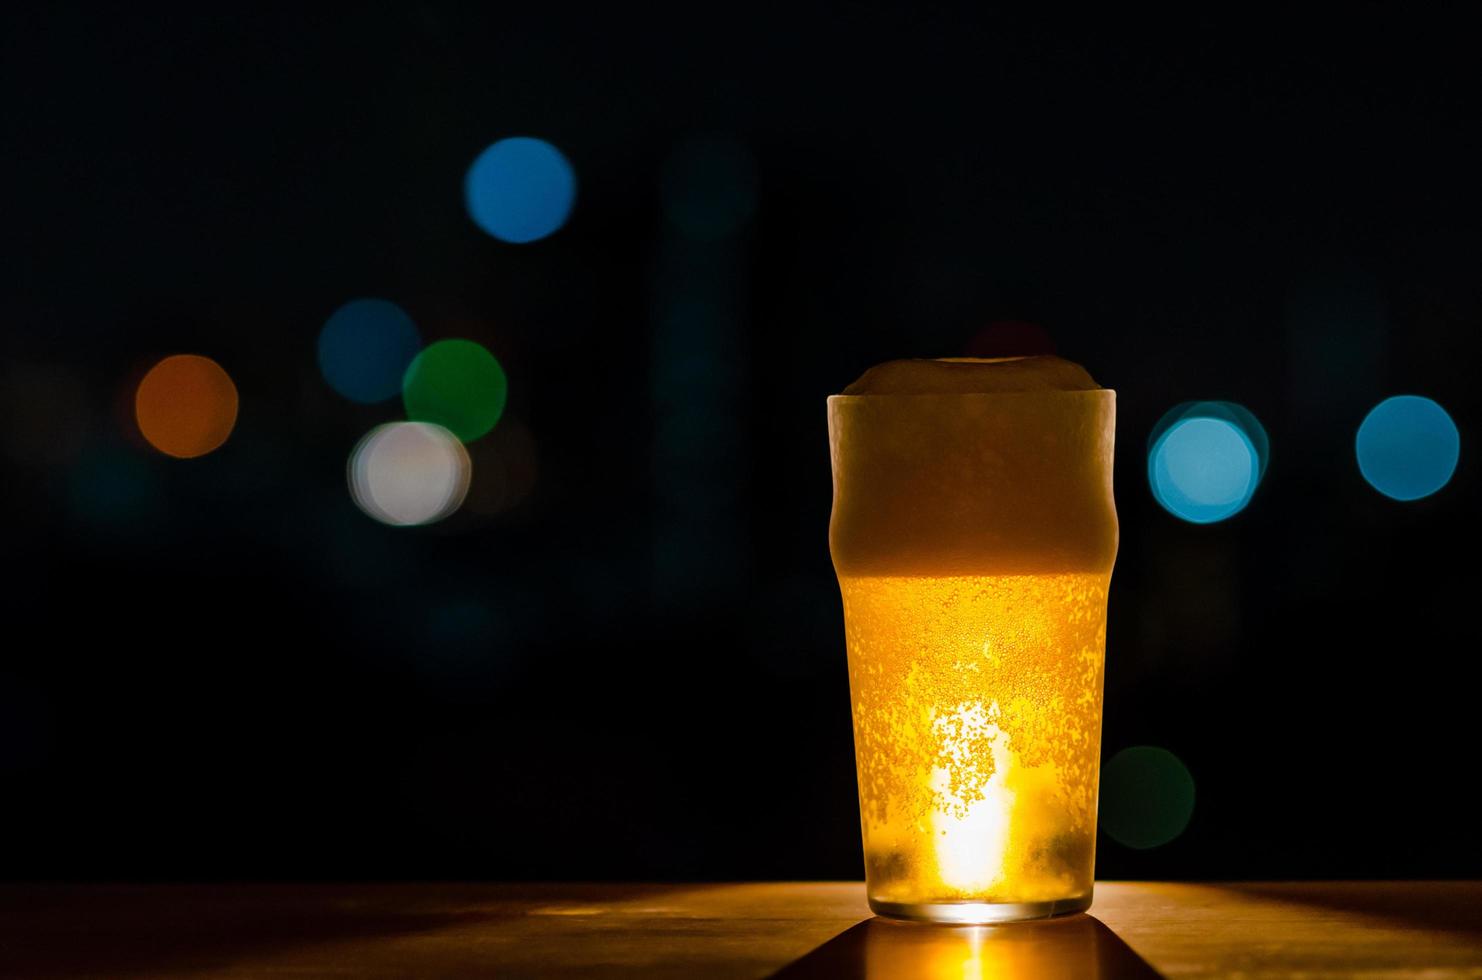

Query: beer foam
[828,356,1116,576]
[841,356,1100,396]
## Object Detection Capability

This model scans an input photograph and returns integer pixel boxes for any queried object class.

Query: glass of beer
[828,356,1117,923]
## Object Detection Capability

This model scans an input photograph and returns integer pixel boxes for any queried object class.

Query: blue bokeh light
[661,134,758,240]
[68,446,160,530]
[1150,400,1269,481]
[1208,401,1269,481]
[318,299,421,404]
[1356,395,1460,501]
[1149,415,1260,524]
[465,137,576,243]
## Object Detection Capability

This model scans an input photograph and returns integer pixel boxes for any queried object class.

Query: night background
[2,6,1478,886]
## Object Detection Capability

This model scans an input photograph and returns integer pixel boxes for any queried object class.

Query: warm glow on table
[3,882,1479,977]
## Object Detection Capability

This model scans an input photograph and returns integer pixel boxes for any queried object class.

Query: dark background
[2,6,1478,882]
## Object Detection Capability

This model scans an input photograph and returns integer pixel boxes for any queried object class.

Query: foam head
[828,356,1117,576]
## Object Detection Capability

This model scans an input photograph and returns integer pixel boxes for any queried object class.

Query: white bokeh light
[349,422,471,526]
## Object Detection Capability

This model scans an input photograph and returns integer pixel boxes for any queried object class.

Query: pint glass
[828,357,1117,923]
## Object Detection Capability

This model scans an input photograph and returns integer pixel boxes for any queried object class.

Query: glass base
[868,889,1092,924]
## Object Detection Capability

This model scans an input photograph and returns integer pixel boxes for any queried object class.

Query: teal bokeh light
[661,134,758,240]
[465,137,576,244]
[1100,746,1196,850]
[317,299,421,404]
[68,446,160,529]
[1356,395,1460,501]
[1148,401,1267,524]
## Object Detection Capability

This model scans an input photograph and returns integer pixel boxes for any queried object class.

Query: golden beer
[829,356,1117,922]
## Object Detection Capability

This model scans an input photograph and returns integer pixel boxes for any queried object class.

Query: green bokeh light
[402,339,508,442]
[1099,746,1196,850]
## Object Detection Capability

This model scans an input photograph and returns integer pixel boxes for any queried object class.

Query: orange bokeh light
[134,354,239,458]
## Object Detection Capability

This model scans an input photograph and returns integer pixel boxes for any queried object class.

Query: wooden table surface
[2,882,1479,978]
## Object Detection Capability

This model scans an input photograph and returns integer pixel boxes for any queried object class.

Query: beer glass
[828,356,1117,923]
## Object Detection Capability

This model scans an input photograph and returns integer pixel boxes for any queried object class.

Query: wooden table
[3,882,1479,977]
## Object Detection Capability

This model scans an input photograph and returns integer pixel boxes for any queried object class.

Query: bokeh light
[402,339,508,443]
[317,298,421,403]
[1356,395,1460,501]
[0,362,90,467]
[1150,401,1270,479]
[134,354,239,458]
[68,445,160,528]
[465,137,576,243]
[463,417,539,517]
[349,422,471,527]
[1148,401,1267,524]
[1099,746,1196,850]
[661,134,758,240]
[963,320,1055,358]
[1211,402,1269,481]
[1150,418,1256,523]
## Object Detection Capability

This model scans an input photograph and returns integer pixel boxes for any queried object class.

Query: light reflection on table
[771,913,1160,979]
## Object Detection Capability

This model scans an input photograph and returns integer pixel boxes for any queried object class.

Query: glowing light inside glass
[1099,746,1196,850]
[402,339,508,443]
[317,298,421,404]
[465,137,576,243]
[134,354,239,459]
[843,573,1108,905]
[464,417,539,516]
[349,422,471,526]
[1355,395,1460,501]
